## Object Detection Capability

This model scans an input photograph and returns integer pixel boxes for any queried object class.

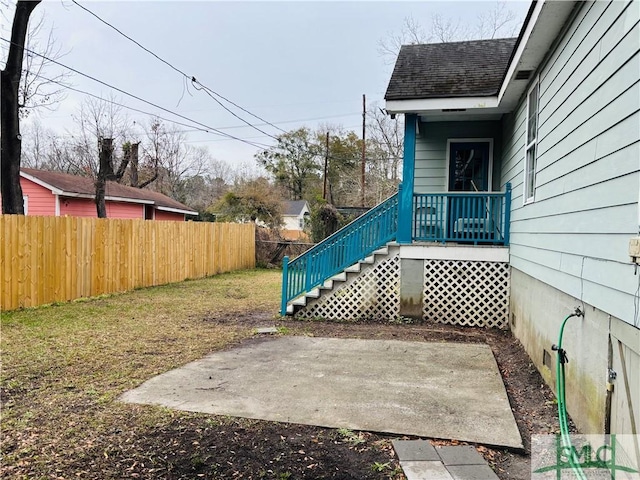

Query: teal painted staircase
[281,193,398,315]
[281,184,511,316]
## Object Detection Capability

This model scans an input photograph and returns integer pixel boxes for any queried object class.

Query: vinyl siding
[60,198,98,217]
[60,197,144,219]
[283,215,302,231]
[414,120,503,193]
[20,178,56,216]
[500,0,640,324]
[106,201,144,219]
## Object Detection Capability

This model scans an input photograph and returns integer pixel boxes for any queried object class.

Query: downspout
[397,113,417,244]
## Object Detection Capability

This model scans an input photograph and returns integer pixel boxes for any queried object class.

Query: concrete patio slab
[436,445,486,465]
[446,465,500,480]
[392,440,440,461]
[120,336,522,449]
[401,461,454,480]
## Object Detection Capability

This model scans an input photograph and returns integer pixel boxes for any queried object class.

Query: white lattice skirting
[423,259,510,329]
[293,254,510,328]
[295,255,401,322]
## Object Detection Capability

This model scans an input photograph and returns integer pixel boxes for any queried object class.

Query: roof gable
[283,200,309,216]
[20,168,196,214]
[385,38,517,101]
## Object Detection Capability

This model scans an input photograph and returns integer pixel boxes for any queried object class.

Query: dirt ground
[2,303,571,480]
[194,311,570,480]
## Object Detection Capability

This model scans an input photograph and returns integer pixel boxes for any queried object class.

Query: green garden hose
[552,308,587,480]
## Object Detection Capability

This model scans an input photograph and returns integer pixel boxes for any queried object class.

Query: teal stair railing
[280,192,398,315]
[413,184,511,245]
[280,183,511,314]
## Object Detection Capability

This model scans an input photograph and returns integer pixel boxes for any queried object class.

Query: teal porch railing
[281,184,511,314]
[413,184,511,245]
[280,193,398,315]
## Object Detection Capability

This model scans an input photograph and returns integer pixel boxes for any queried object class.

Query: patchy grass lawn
[1,270,402,479]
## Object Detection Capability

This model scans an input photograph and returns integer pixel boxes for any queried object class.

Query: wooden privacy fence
[0,215,255,311]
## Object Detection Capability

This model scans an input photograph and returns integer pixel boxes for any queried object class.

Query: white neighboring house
[281,200,310,240]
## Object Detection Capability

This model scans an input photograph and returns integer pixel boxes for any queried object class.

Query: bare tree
[367,105,403,182]
[159,144,211,202]
[431,13,463,43]
[475,1,520,39]
[139,119,210,201]
[378,2,523,64]
[21,117,47,167]
[378,15,431,65]
[18,12,71,118]
[1,0,41,214]
[69,96,134,216]
[70,95,132,178]
[44,134,80,174]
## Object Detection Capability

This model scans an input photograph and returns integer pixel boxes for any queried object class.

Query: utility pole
[361,94,366,207]
[323,131,329,201]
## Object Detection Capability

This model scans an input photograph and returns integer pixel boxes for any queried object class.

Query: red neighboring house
[4,168,198,221]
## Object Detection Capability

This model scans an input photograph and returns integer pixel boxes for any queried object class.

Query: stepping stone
[392,440,439,461]
[255,327,278,334]
[436,445,486,465]
[446,464,500,480]
[402,461,454,480]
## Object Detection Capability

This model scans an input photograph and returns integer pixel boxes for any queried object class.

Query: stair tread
[285,240,395,315]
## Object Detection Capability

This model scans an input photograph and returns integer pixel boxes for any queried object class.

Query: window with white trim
[524,80,539,203]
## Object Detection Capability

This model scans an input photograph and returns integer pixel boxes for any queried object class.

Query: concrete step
[285,241,395,316]
[330,272,347,282]
[292,296,307,307]
[321,279,334,290]
[344,263,361,273]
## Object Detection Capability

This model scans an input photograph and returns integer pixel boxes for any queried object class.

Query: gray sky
[2,1,530,173]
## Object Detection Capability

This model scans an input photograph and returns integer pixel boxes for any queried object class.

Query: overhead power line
[71,0,286,136]
[178,113,361,134]
[31,72,273,146]
[0,36,271,150]
[25,69,401,163]
[29,2,394,169]
[18,62,399,163]
[26,73,362,144]
[191,80,279,141]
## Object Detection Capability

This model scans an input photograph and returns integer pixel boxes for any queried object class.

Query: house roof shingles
[384,38,517,101]
[283,200,308,216]
[21,168,196,213]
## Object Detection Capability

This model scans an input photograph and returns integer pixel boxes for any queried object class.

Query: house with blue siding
[281,0,639,445]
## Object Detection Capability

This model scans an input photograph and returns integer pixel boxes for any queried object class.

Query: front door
[448,141,491,192]
[447,141,491,240]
